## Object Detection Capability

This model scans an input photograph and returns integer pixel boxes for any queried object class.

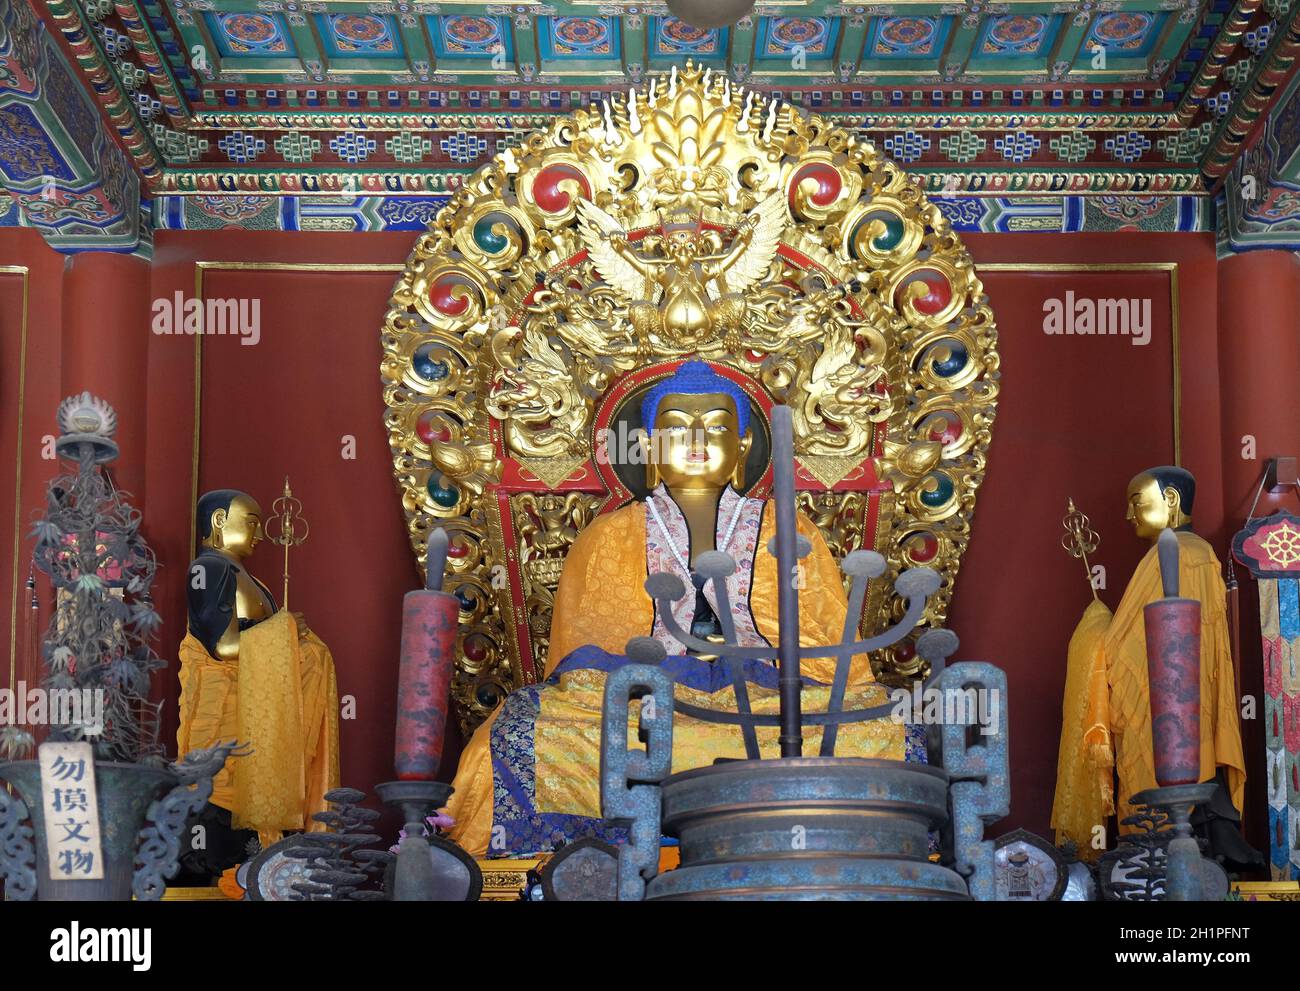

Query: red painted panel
[149,232,436,804]
[0,230,65,732]
[135,229,1225,841]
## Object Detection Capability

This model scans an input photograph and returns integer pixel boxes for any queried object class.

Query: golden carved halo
[381,62,999,730]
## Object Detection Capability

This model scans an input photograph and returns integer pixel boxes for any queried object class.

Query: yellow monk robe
[1084,531,1246,829]
[177,610,341,848]
[447,501,907,856]
[1051,598,1115,859]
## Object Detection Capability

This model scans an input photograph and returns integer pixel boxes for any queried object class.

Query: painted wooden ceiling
[26,0,1300,195]
[178,3,1194,91]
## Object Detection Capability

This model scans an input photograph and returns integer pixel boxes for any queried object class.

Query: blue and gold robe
[447,486,922,856]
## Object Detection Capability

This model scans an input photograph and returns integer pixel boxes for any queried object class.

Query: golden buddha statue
[177,489,340,865]
[446,361,918,857]
[1058,467,1246,845]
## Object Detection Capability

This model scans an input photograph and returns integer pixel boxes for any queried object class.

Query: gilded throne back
[381,64,1000,736]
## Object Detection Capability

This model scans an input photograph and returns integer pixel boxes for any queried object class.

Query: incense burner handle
[939,662,1010,902]
[134,742,242,900]
[600,662,675,902]
[0,780,37,901]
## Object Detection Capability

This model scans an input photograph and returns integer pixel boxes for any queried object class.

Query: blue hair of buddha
[640,360,751,437]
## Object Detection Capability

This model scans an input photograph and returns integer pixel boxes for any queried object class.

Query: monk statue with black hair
[1054,466,1247,853]
[177,488,339,869]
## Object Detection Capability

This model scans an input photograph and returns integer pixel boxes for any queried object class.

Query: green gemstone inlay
[919,473,954,508]
[872,214,905,250]
[473,215,509,254]
[428,477,460,508]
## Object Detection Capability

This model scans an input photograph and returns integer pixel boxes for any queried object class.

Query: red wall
[0,230,64,717]
[2,227,1251,847]
[958,233,1221,838]
[147,232,446,805]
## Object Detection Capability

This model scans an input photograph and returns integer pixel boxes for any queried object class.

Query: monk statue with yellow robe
[1054,467,1247,854]
[446,361,923,857]
[176,489,340,873]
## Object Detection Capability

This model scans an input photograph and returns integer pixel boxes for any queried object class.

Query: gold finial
[1061,498,1101,602]
[265,475,309,611]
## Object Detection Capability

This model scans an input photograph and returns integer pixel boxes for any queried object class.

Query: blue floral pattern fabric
[486,646,931,857]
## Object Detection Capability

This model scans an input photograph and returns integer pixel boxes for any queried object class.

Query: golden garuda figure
[381,63,999,856]
[577,194,785,352]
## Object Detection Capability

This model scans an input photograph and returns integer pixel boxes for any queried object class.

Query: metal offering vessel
[598,405,1010,900]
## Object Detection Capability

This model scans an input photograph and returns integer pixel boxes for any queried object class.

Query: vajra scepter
[1061,498,1100,602]
[266,476,309,611]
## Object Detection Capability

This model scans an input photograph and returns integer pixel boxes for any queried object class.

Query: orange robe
[1051,598,1115,859]
[177,610,340,848]
[1082,531,1246,830]
[447,499,899,856]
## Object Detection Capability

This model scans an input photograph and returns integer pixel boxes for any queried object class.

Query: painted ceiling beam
[12,0,1300,208]
[0,0,143,251]
[1201,3,1300,184]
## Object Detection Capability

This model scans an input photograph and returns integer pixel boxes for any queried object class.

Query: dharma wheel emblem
[1259,522,1300,568]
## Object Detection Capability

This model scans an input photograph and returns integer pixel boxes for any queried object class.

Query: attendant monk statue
[446,361,922,857]
[177,489,340,871]
[1071,468,1247,837]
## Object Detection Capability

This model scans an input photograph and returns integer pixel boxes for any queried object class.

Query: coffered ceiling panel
[24,0,1300,195]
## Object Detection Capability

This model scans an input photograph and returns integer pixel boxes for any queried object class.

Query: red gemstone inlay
[907,532,939,562]
[447,539,469,558]
[927,415,962,445]
[897,271,953,316]
[463,636,487,661]
[430,273,472,316]
[533,163,591,213]
[789,161,842,211]
[416,413,451,445]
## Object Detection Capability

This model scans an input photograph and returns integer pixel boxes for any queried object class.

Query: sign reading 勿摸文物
[38,741,105,881]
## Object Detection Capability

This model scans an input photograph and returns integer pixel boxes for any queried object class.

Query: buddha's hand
[291,611,311,637]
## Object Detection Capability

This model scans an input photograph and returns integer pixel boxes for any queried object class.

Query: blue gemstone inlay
[413,345,449,380]
[931,342,968,377]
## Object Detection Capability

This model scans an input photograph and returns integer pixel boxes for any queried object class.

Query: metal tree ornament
[0,393,242,901]
[25,391,165,763]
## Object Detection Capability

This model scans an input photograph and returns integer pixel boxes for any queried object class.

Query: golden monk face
[647,392,752,490]
[1125,472,1183,541]
[206,494,264,559]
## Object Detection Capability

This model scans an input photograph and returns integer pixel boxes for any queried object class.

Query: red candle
[1144,597,1202,786]
[394,589,458,780]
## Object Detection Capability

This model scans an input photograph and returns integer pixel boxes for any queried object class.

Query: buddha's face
[648,391,751,490]
[1125,472,1182,541]
[207,494,263,558]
